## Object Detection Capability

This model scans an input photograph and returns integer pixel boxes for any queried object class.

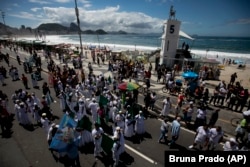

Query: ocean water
[22,34,250,63]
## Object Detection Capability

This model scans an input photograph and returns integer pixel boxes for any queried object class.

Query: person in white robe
[41,113,50,133]
[14,100,21,123]
[19,102,31,126]
[58,91,66,111]
[31,93,41,107]
[161,97,172,117]
[66,93,76,113]
[76,98,87,121]
[134,111,145,139]
[75,82,85,94]
[26,97,34,115]
[115,111,125,130]
[112,136,121,167]
[92,123,104,158]
[113,126,125,154]
[124,114,134,138]
[88,98,98,123]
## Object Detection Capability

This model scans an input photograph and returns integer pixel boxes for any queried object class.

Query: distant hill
[107,30,127,34]
[37,23,68,31]
[0,22,129,36]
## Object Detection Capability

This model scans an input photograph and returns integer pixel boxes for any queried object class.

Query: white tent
[179,30,195,40]
[160,30,194,40]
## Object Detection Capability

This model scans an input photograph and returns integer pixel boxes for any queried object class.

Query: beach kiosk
[183,58,221,80]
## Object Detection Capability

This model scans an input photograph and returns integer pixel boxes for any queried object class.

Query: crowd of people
[1,41,250,166]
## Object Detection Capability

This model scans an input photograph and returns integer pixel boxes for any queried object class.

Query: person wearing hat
[223,138,239,151]
[91,123,104,159]
[41,113,50,133]
[134,111,145,142]
[19,102,31,126]
[115,111,125,131]
[14,100,21,123]
[110,103,118,122]
[47,123,58,146]
[31,93,41,108]
[112,136,121,167]
[124,114,134,138]
[76,98,87,121]
[88,98,99,123]
[57,90,66,111]
[113,126,125,155]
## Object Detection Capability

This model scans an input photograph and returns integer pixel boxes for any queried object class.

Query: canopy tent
[179,30,195,40]
[160,30,194,40]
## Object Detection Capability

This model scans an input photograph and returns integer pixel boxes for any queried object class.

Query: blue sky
[1,0,250,37]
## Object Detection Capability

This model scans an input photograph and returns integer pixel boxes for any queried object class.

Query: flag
[99,95,108,106]
[49,114,78,152]
[101,134,114,154]
[59,114,77,129]
[108,75,112,84]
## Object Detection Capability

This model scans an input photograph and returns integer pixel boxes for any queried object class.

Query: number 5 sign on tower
[170,25,175,34]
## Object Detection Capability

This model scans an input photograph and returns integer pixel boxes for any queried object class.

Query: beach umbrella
[118,82,139,91]
[182,71,198,79]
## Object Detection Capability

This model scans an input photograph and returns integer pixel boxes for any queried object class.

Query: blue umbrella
[182,71,198,79]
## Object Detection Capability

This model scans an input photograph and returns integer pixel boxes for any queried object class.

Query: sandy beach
[204,64,250,90]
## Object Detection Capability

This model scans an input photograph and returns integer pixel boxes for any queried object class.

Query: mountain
[36,23,109,35]
[0,23,18,36]
[37,23,68,32]
[95,29,108,35]
[108,30,127,34]
[69,23,79,32]
[0,22,129,36]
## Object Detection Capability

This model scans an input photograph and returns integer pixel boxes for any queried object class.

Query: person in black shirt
[208,109,220,128]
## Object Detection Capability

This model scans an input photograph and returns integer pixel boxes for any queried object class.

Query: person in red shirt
[21,74,29,89]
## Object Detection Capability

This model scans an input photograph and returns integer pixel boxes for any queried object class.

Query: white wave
[19,35,250,60]
[191,49,250,64]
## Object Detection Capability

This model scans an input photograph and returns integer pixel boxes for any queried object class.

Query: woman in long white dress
[161,97,172,117]
[113,127,125,154]
[124,114,134,138]
[58,91,66,111]
[19,102,31,126]
[134,111,145,135]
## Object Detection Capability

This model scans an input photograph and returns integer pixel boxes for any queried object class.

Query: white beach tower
[160,5,181,68]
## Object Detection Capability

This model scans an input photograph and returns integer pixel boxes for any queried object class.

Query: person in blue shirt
[168,117,181,147]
